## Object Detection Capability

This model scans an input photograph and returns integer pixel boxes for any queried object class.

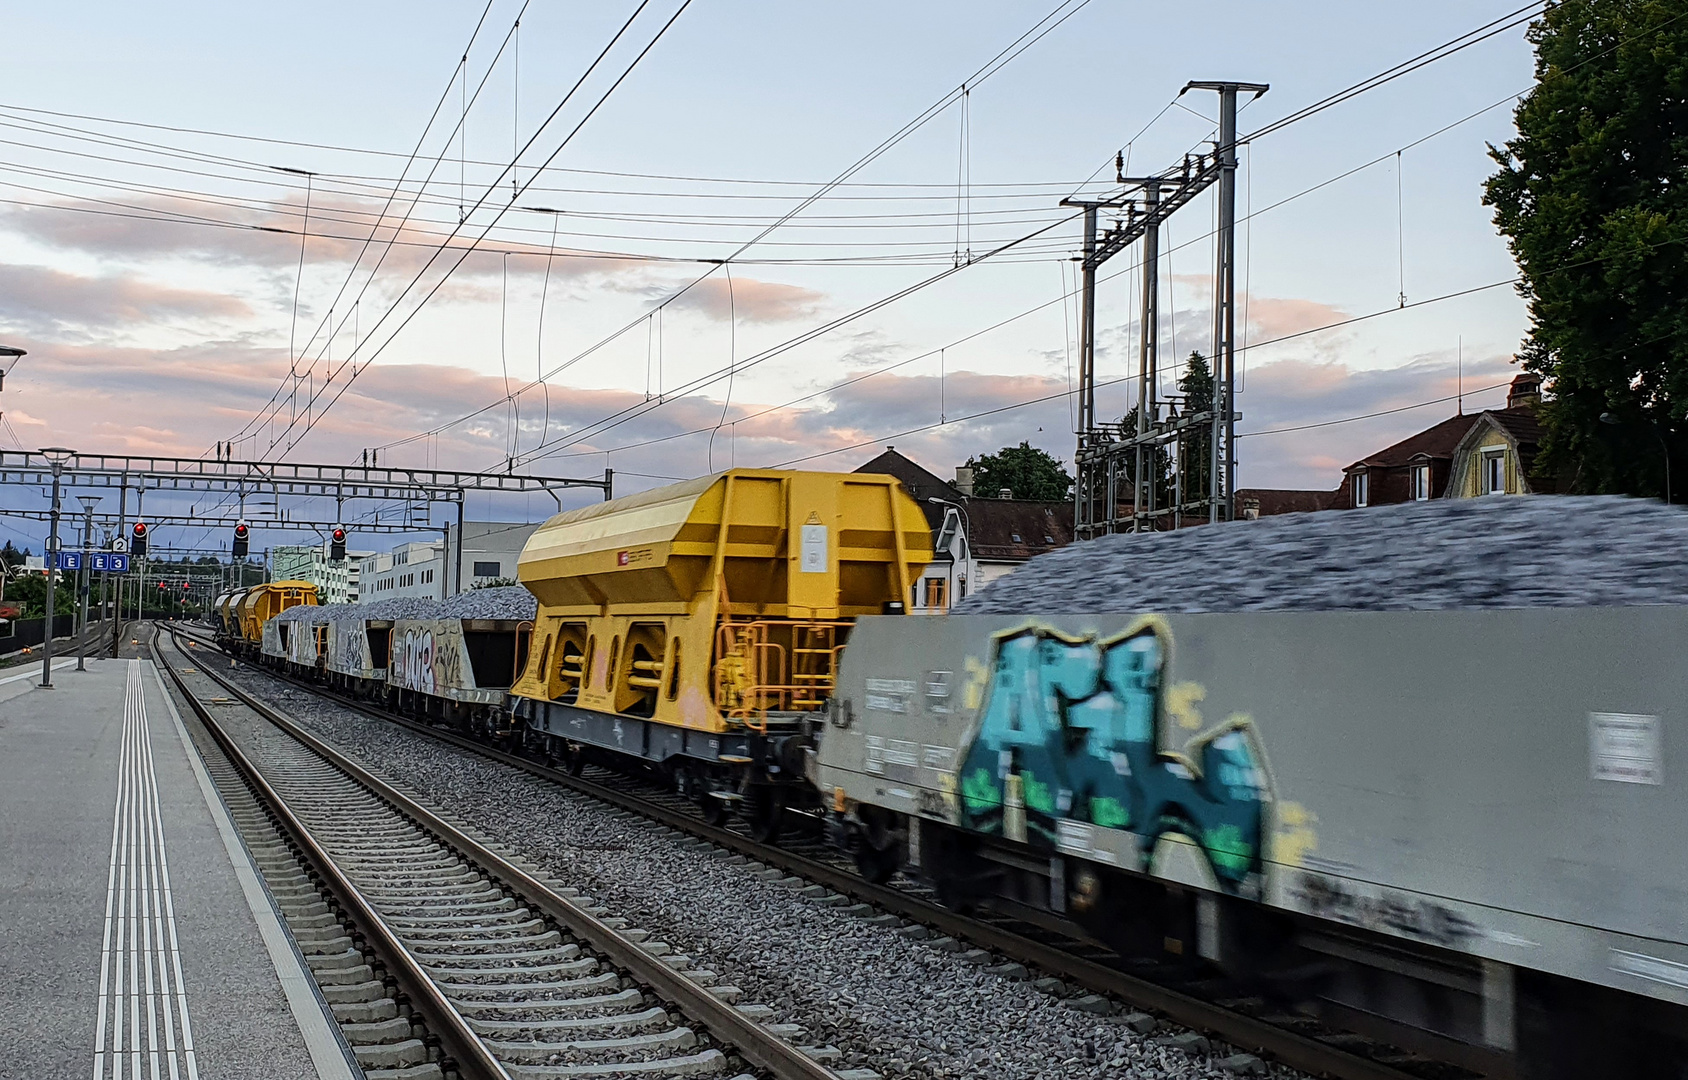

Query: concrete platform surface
[0,656,352,1079]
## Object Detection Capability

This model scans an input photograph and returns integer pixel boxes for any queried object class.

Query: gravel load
[222,665,1302,1080]
[439,584,537,621]
[958,495,1688,615]
[358,596,444,621]
[274,602,343,624]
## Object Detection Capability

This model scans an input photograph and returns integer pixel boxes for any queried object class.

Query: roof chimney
[1507,372,1542,411]
[953,466,975,497]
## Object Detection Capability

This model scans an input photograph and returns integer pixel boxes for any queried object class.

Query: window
[1010,533,1023,543]
[923,577,948,610]
[1483,452,1506,495]
[1352,471,1369,508]
[473,560,501,577]
[1410,464,1431,501]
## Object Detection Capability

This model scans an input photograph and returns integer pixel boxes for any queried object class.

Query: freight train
[216,471,1688,1077]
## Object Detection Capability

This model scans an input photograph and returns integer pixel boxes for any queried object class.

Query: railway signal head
[182,581,191,591]
[131,521,148,557]
[330,526,346,562]
[232,520,249,558]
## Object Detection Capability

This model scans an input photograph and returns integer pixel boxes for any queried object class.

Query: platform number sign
[53,552,129,573]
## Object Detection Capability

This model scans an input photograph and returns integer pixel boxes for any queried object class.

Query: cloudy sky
[0,0,1538,554]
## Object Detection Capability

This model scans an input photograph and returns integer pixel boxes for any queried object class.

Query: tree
[1176,351,1216,502]
[965,441,1073,501]
[1484,0,1688,497]
[4,572,48,619]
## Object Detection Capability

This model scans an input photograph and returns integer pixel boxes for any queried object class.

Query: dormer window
[1483,451,1506,495]
[1410,464,1430,501]
[1351,471,1369,508]
[1010,533,1023,543]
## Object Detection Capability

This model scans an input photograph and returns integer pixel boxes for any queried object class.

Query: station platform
[0,655,356,1079]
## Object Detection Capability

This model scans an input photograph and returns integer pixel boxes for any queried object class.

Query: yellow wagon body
[513,469,932,734]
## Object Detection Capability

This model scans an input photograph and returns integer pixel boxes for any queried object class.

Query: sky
[0,0,1541,557]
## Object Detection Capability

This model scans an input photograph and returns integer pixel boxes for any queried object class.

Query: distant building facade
[853,448,1074,611]
[359,520,543,602]
[271,540,374,604]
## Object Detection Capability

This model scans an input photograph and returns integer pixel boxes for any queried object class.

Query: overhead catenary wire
[369,0,1102,465]
[264,0,698,460]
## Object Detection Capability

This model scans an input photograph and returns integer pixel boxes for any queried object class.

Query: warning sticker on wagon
[1589,712,1662,785]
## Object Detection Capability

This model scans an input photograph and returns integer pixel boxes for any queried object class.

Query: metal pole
[41,463,62,689]
[1215,86,1238,523]
[112,474,126,657]
[1181,81,1266,522]
[604,467,614,501]
[1076,206,1099,539]
[454,498,465,596]
[77,503,92,671]
[1136,181,1161,532]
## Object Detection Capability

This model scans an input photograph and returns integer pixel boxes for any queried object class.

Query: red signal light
[332,527,345,542]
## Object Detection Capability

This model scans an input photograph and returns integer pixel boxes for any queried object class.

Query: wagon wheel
[746,787,785,845]
[700,790,732,827]
[852,809,904,884]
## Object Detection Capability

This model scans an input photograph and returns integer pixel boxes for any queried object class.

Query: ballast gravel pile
[958,494,1688,615]
[440,584,537,621]
[225,666,1303,1080]
[358,596,444,621]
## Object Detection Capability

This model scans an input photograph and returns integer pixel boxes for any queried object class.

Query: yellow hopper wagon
[238,580,319,658]
[511,468,931,838]
[213,588,249,646]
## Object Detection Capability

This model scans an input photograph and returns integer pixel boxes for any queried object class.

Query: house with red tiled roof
[1342,374,1547,507]
[1241,373,1549,517]
[852,447,1074,610]
[1446,384,1548,496]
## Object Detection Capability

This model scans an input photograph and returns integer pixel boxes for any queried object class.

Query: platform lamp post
[76,495,101,671]
[39,446,76,689]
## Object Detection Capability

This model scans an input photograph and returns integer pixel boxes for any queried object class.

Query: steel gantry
[0,449,612,657]
[1066,81,1266,539]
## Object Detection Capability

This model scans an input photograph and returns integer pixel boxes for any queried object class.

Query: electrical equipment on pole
[1065,81,1266,539]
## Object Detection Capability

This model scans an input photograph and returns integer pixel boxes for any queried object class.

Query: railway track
[153,626,844,1080]
[173,625,1470,1080]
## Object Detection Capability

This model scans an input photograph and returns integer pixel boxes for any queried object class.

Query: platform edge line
[145,658,359,1080]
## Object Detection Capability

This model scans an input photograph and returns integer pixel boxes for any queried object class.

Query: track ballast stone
[441,585,537,621]
[956,495,1688,615]
[223,666,1306,1080]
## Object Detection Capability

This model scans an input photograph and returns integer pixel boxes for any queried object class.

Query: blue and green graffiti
[957,621,1268,892]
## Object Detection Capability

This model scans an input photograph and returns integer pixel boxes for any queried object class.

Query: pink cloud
[659,276,825,323]
[0,263,250,336]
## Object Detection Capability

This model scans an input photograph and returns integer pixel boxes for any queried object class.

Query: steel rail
[174,624,1421,1080]
[149,628,514,1080]
[165,627,842,1080]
